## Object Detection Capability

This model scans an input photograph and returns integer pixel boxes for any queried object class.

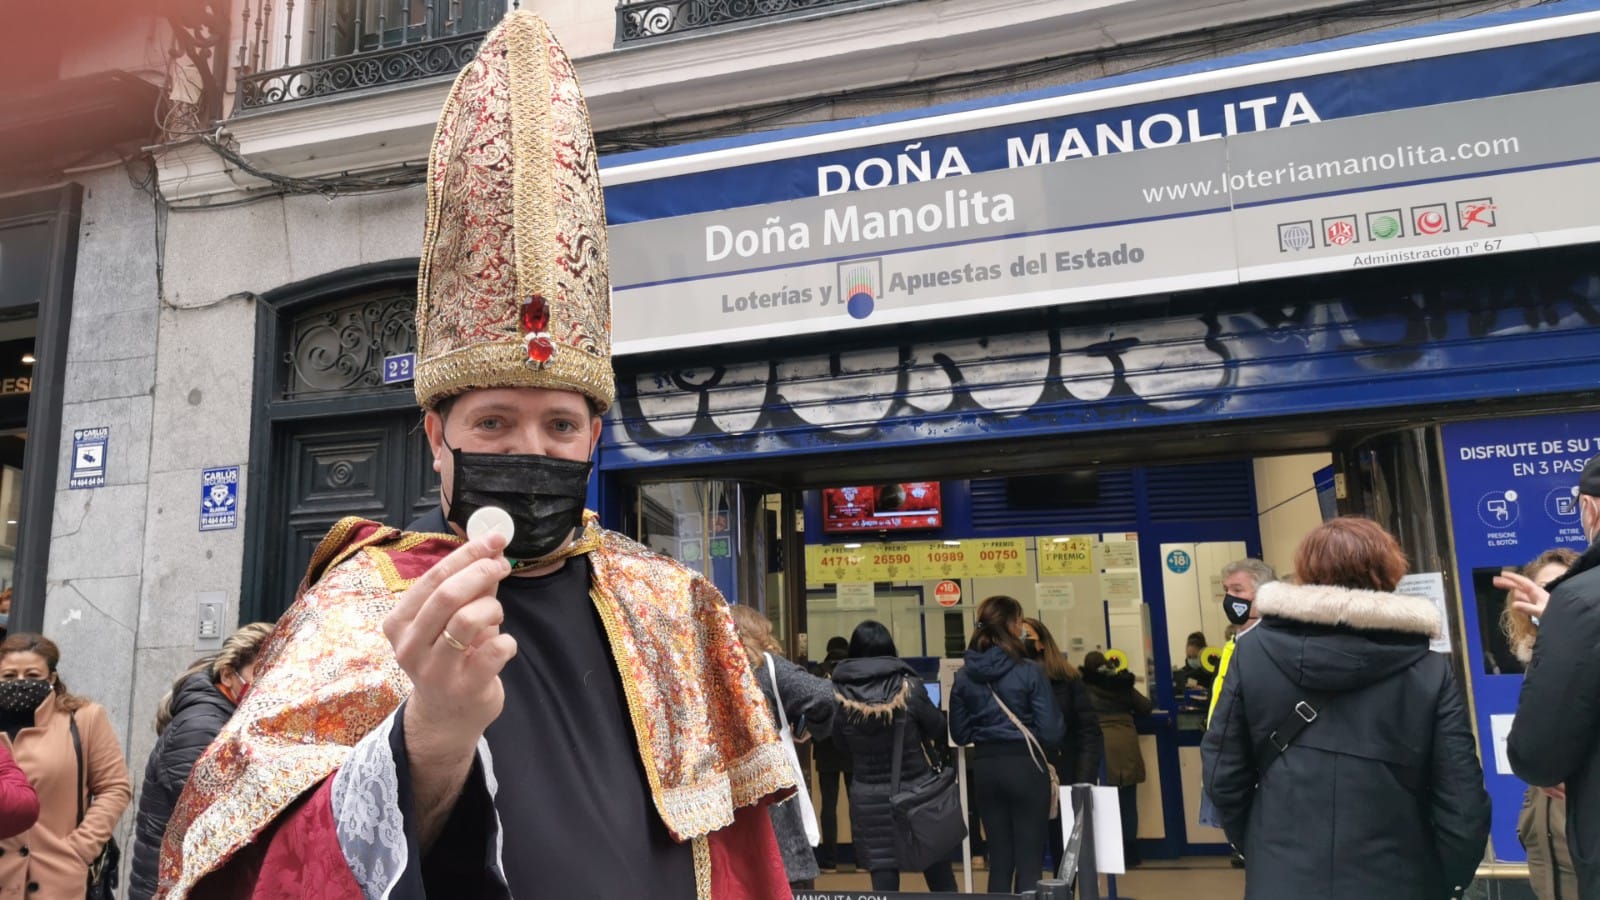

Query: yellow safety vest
[1206,637,1238,727]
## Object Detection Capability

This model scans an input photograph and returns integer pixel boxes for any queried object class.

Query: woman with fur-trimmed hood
[831,621,958,893]
[1201,517,1490,900]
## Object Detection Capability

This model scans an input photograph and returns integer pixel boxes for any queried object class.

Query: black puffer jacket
[129,673,237,900]
[1510,537,1600,899]
[1202,582,1490,900]
[832,657,948,872]
[1047,675,1103,784]
[950,646,1064,748]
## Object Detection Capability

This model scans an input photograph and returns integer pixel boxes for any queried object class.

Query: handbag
[71,711,121,900]
[991,688,1061,819]
[888,682,967,871]
[764,653,821,846]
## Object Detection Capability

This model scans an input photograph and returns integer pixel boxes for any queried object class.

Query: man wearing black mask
[1207,557,1275,724]
[155,13,795,899]
[1201,557,1275,866]
[1510,453,1600,900]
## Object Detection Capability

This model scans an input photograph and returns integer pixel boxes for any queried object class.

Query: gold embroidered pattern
[414,11,613,412]
[588,529,795,840]
[693,836,712,900]
[161,548,413,898]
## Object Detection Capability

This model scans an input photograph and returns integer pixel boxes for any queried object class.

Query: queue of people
[803,596,1138,894]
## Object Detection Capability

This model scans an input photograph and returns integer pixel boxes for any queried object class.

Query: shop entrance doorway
[613,450,1335,862]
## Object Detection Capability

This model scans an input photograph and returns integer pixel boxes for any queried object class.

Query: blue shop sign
[1442,411,1600,862]
[603,3,1600,223]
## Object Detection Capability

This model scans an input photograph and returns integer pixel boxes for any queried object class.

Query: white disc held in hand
[466,506,515,544]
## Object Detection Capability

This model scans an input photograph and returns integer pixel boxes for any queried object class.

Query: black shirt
[484,556,695,898]
[0,710,29,741]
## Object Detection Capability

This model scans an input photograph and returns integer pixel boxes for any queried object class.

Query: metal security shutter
[1143,460,1255,522]
[969,459,1254,532]
[969,469,1138,532]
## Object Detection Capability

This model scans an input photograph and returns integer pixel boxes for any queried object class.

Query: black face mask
[1223,594,1253,626]
[0,678,53,714]
[444,441,592,562]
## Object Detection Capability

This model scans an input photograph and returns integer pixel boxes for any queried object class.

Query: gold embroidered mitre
[415,10,613,411]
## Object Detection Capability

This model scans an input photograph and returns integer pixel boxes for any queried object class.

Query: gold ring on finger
[441,629,468,652]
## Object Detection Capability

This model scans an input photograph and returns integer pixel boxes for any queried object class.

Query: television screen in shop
[820,482,943,534]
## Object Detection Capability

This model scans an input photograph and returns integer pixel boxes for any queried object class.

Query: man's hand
[1542,784,1567,801]
[1492,571,1552,620]
[383,532,518,846]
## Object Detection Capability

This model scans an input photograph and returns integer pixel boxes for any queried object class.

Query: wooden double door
[254,410,439,620]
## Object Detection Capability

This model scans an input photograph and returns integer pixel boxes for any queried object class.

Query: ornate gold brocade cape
[157,514,792,898]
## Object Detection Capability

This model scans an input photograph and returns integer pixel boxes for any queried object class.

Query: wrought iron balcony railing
[235,0,507,112]
[616,0,887,43]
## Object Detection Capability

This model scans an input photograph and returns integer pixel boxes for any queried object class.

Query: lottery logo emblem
[1322,216,1358,247]
[837,258,883,321]
[1457,198,1497,230]
[1278,221,1314,252]
[1412,204,1450,236]
[1366,210,1403,241]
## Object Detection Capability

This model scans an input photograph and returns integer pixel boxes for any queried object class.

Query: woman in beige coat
[0,634,131,899]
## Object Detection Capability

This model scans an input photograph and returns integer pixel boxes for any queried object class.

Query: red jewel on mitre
[526,334,555,364]
[521,295,554,366]
[521,295,549,333]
